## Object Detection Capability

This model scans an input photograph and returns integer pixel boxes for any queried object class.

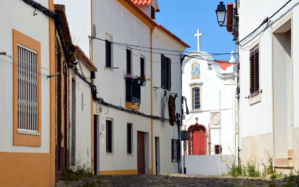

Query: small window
[250,44,259,97]
[105,34,112,68]
[126,48,132,74]
[106,120,113,153]
[161,54,171,90]
[192,87,201,110]
[151,5,156,20]
[215,145,222,154]
[140,56,145,77]
[127,123,132,154]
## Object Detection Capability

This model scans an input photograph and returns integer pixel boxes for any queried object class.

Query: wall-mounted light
[215,2,227,27]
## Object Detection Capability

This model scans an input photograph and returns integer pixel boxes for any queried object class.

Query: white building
[0,0,56,186]
[238,0,299,174]
[92,0,189,175]
[181,32,237,174]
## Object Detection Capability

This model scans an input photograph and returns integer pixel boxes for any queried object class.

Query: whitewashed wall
[238,0,299,166]
[185,155,234,175]
[0,0,50,153]
[69,60,92,169]
[182,52,237,156]
[152,30,184,173]
[92,0,153,173]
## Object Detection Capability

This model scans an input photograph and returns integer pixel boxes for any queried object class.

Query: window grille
[17,45,38,132]
[192,87,200,110]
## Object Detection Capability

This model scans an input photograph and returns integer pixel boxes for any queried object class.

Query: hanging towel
[168,95,177,126]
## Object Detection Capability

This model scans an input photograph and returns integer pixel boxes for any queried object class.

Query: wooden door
[192,126,206,155]
[137,132,145,174]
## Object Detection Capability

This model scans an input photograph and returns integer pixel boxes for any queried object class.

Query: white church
[182,30,238,174]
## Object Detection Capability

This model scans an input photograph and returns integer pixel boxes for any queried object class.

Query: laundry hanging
[168,94,177,126]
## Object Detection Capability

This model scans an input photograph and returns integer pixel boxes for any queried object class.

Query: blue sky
[156,0,237,60]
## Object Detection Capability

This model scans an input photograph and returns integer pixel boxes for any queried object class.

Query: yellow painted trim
[116,0,155,29]
[13,29,41,147]
[91,93,94,174]
[0,152,51,186]
[49,0,56,185]
[125,102,140,110]
[150,29,154,174]
[100,169,138,175]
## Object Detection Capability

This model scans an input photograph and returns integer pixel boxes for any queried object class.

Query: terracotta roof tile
[214,60,236,71]
[131,0,152,6]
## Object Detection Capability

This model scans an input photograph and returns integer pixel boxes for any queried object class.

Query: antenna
[93,24,97,38]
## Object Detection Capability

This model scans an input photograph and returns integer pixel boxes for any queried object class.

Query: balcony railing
[125,77,141,106]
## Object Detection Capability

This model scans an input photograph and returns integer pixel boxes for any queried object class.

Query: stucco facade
[91,0,189,174]
[238,0,299,173]
[0,0,56,186]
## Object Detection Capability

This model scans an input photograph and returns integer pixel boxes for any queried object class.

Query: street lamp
[215,2,227,26]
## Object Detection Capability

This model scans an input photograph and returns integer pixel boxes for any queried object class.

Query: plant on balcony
[137,75,146,86]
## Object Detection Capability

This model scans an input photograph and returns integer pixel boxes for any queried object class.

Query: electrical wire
[239,0,292,44]
[0,56,57,77]
[91,36,237,58]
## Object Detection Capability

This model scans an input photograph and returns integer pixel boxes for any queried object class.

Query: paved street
[56,174,288,187]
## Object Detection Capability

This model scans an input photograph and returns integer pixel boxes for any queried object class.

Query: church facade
[182,44,237,157]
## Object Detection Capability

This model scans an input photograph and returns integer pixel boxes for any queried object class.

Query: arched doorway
[188,125,206,155]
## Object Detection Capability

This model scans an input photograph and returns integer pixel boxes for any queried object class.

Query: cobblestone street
[56,174,288,187]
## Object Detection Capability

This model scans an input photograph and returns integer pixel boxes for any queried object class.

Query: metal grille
[192,87,200,110]
[17,45,38,131]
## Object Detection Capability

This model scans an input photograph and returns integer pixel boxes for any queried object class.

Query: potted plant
[138,75,146,86]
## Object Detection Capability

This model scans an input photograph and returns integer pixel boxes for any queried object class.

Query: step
[274,165,294,175]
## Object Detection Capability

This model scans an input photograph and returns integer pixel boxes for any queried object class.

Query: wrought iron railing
[125,77,141,105]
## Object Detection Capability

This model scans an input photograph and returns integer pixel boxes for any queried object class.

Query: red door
[137,132,145,174]
[192,126,206,155]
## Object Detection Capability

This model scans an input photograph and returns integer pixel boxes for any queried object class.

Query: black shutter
[105,40,111,68]
[176,140,181,162]
[151,6,155,20]
[167,58,171,91]
[140,57,145,77]
[126,49,131,74]
[127,123,132,154]
[106,120,112,153]
[254,49,259,94]
[171,139,174,162]
[250,45,259,97]
[161,54,165,88]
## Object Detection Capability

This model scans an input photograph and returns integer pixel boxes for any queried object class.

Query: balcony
[125,77,141,110]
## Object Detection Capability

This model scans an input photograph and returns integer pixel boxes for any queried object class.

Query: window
[140,56,145,77]
[161,54,171,90]
[106,120,113,153]
[250,44,259,97]
[171,139,181,162]
[13,29,41,146]
[192,87,201,110]
[151,5,156,20]
[17,45,38,132]
[215,145,222,154]
[105,34,112,68]
[126,48,132,74]
[127,123,132,154]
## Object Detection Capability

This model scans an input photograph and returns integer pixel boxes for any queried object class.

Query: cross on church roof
[194,29,203,52]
